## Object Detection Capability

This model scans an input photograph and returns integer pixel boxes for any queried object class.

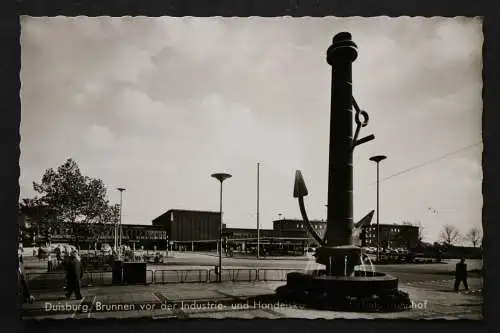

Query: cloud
[20,17,483,241]
[84,125,116,150]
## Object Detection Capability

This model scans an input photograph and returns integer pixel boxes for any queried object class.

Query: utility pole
[257,162,260,259]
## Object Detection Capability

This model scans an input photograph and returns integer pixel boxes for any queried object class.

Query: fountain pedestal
[316,245,362,276]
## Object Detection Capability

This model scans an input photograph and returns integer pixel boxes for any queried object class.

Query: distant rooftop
[222,226,274,232]
[365,223,419,228]
[273,218,325,223]
[166,209,219,214]
[152,208,220,222]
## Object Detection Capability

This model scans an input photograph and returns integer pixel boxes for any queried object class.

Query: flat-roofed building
[361,224,419,250]
[152,209,221,250]
[273,218,327,246]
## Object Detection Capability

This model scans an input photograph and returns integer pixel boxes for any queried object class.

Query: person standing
[18,246,23,265]
[65,250,83,300]
[55,246,62,262]
[454,257,469,292]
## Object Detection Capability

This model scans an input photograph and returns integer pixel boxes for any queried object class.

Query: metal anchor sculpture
[293,32,375,274]
[293,97,375,247]
[352,98,375,150]
[293,97,375,246]
[294,171,375,247]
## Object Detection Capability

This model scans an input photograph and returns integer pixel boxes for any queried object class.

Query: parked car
[101,243,113,255]
[154,252,164,264]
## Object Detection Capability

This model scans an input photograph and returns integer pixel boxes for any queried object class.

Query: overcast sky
[19,16,483,243]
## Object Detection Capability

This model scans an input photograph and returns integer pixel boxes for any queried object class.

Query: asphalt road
[158,252,482,271]
[24,252,482,290]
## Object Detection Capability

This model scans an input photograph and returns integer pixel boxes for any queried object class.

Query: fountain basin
[286,270,398,297]
[276,270,411,312]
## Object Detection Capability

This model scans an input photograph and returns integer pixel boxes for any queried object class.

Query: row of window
[366,227,404,233]
[43,227,167,240]
[366,233,406,238]
[295,224,326,230]
[123,234,168,240]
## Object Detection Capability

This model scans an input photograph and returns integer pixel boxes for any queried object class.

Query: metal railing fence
[25,268,297,290]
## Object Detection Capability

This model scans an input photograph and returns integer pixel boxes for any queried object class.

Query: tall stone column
[325,32,358,247]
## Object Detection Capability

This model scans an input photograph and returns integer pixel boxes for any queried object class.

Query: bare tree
[439,224,461,246]
[465,226,482,248]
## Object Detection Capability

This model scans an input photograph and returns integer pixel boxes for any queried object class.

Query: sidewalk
[21,278,483,320]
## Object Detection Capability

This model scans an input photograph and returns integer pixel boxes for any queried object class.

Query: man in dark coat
[65,250,83,300]
[454,257,469,291]
[55,247,62,262]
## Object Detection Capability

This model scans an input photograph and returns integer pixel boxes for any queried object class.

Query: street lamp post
[114,217,118,253]
[117,187,126,258]
[369,155,387,262]
[211,173,232,283]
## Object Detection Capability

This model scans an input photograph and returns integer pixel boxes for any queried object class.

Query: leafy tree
[464,226,482,248]
[20,158,115,247]
[439,224,461,246]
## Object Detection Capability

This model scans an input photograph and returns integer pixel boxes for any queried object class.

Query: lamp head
[117,187,126,192]
[211,173,232,183]
[369,155,387,163]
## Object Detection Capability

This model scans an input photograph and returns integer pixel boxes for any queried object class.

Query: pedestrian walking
[37,247,43,261]
[454,257,469,292]
[18,247,23,265]
[64,250,83,300]
[55,246,62,262]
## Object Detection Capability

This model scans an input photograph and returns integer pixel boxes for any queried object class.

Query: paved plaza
[21,277,482,320]
[20,253,483,320]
